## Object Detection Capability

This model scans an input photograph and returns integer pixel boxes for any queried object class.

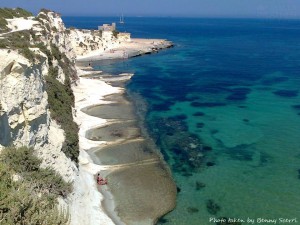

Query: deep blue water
[64,17,300,225]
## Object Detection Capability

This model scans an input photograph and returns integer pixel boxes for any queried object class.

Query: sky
[1,0,300,18]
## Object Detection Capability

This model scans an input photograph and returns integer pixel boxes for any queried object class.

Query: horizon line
[60,15,300,20]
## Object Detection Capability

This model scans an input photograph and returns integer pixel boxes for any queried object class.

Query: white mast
[120,13,124,24]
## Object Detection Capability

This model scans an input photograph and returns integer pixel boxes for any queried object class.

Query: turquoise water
[65,17,300,224]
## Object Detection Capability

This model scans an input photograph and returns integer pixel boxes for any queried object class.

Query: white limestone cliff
[69,28,122,56]
[0,11,77,181]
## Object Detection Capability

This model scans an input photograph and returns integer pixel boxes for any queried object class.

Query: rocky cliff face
[0,10,78,181]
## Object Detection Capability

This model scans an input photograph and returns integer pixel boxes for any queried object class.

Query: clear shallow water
[65,17,300,224]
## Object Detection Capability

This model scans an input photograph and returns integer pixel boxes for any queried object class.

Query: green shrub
[52,26,58,32]
[5,30,30,48]
[19,47,36,62]
[2,146,41,173]
[36,42,53,65]
[51,44,62,61]
[0,7,32,19]
[0,8,14,19]
[36,13,48,23]
[49,66,59,78]
[40,8,52,14]
[43,44,79,163]
[29,28,38,41]
[60,53,77,81]
[0,38,9,48]
[112,30,119,38]
[31,167,72,196]
[0,146,72,195]
[0,146,71,224]
[0,18,8,32]
[45,71,79,163]
[2,30,38,62]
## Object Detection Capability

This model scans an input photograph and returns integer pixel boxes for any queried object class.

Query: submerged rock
[273,90,298,98]
[206,199,221,215]
[292,104,300,110]
[206,161,215,167]
[196,122,205,128]
[261,76,289,85]
[195,181,206,190]
[227,87,251,101]
[187,207,199,214]
[157,217,169,224]
[193,112,205,117]
[151,116,214,173]
[226,93,247,101]
[191,102,227,108]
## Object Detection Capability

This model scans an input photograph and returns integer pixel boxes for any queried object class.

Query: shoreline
[71,72,123,225]
[76,38,173,62]
[72,40,176,224]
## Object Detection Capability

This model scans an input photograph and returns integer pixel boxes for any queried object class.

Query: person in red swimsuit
[97,173,108,185]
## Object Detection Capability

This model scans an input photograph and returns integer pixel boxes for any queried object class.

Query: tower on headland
[98,23,116,32]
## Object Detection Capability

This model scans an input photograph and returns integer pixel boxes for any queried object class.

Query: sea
[64,17,300,225]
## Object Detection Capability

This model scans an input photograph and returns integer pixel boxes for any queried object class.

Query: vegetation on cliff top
[0,30,37,61]
[0,146,70,224]
[0,8,32,19]
[0,8,33,33]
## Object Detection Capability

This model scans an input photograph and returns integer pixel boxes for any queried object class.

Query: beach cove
[71,39,176,225]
